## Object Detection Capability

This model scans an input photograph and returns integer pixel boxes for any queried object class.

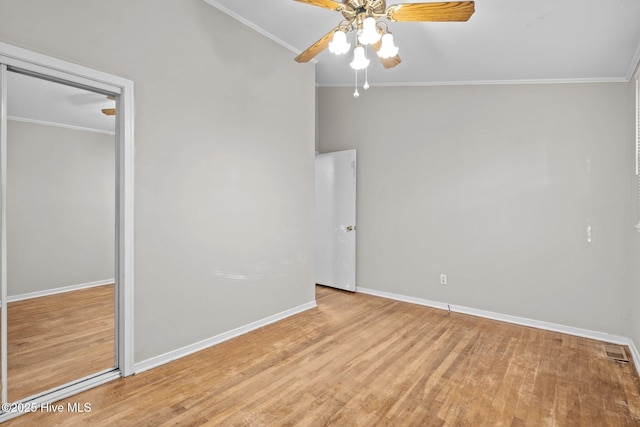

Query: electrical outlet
[440,274,447,286]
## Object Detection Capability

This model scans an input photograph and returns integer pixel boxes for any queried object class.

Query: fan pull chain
[364,67,370,90]
[364,47,370,90]
[353,68,359,98]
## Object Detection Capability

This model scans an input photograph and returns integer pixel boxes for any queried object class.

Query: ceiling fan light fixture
[358,17,381,45]
[328,29,351,55]
[293,0,476,92]
[350,45,370,70]
[377,33,399,58]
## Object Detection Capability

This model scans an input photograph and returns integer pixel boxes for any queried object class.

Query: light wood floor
[4,284,115,401]
[6,285,640,426]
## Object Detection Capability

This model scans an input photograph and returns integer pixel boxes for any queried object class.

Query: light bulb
[377,33,399,59]
[364,80,370,90]
[353,88,360,98]
[328,30,350,55]
[358,17,381,45]
[349,46,370,70]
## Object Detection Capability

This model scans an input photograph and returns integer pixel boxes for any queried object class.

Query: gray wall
[0,0,316,362]
[319,83,635,336]
[6,120,115,296]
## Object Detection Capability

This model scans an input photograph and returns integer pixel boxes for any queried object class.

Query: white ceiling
[5,1,640,132]
[205,0,640,86]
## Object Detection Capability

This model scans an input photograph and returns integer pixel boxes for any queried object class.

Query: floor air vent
[603,345,629,362]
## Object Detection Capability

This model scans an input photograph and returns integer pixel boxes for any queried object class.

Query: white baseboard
[6,279,115,303]
[358,286,640,377]
[628,339,640,372]
[134,300,317,374]
[357,287,450,311]
[356,287,630,346]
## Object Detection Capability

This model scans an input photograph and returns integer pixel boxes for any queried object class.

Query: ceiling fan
[294,0,475,84]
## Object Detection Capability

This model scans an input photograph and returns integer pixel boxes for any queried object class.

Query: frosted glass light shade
[358,17,381,45]
[377,33,399,58]
[349,46,370,70]
[328,30,351,55]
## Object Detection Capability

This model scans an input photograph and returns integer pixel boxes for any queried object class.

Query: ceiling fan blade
[294,0,345,11]
[372,38,401,69]
[102,95,116,115]
[378,54,401,69]
[387,1,474,22]
[295,27,338,63]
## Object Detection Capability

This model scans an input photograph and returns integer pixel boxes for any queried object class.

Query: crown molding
[317,76,631,88]
[626,40,640,81]
[202,0,318,64]
[8,116,115,136]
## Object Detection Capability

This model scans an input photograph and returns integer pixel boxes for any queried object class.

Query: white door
[315,149,356,291]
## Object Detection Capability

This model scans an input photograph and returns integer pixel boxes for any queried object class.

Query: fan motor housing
[341,0,387,20]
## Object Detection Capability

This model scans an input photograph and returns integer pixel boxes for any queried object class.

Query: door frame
[0,42,134,417]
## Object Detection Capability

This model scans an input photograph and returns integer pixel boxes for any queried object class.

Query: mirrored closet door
[1,68,117,403]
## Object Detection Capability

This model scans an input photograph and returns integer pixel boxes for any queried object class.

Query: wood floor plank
[4,285,640,426]
[3,284,115,401]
